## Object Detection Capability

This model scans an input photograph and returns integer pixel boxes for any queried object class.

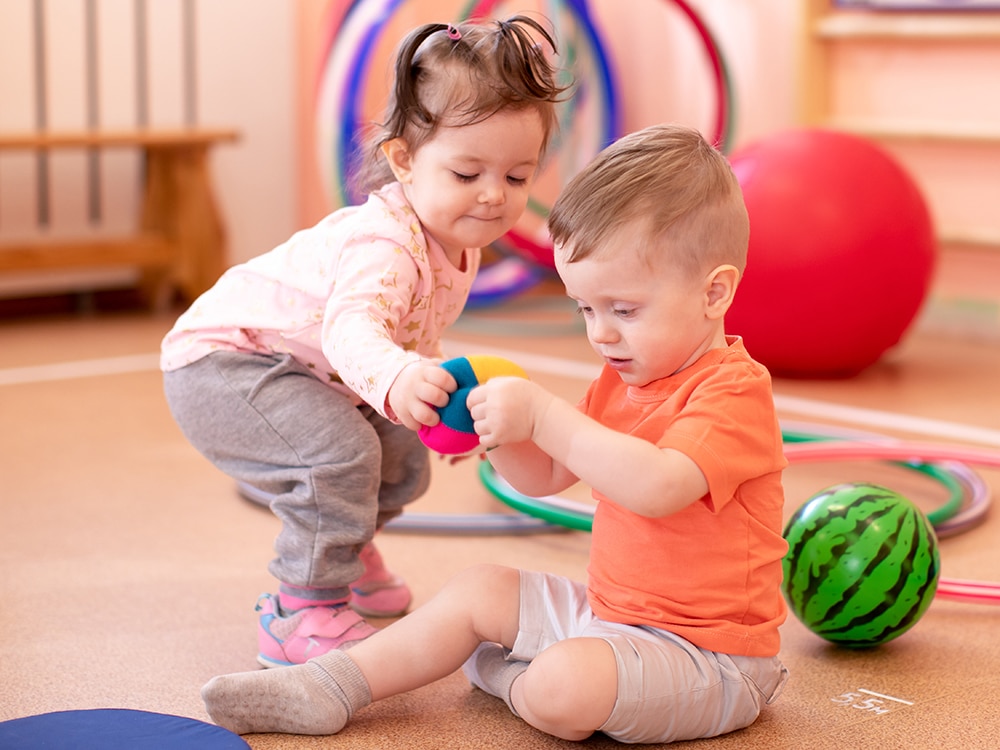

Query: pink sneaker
[350,543,412,617]
[256,593,376,668]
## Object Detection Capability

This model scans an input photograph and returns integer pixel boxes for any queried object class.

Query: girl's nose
[479,181,505,206]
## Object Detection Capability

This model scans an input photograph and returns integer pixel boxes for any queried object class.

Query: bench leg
[142,145,228,307]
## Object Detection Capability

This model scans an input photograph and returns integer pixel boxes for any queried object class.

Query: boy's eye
[614,308,636,318]
[507,176,528,186]
[452,171,477,183]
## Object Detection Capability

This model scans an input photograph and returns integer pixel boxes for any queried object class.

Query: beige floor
[2,284,999,749]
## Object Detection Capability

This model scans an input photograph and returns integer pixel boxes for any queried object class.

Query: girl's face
[386,108,546,266]
[556,223,730,387]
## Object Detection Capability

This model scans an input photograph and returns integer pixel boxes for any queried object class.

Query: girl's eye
[614,308,635,318]
[453,172,477,183]
[507,176,528,186]
[575,306,593,316]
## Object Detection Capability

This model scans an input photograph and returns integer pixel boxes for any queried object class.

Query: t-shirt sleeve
[659,362,784,513]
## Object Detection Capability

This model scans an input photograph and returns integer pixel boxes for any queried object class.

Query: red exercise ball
[727,129,935,378]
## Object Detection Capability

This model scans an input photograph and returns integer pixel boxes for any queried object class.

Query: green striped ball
[782,483,940,647]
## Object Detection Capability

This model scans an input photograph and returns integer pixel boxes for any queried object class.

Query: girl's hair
[548,125,750,277]
[354,15,569,194]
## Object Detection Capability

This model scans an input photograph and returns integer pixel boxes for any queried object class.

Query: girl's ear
[382,138,413,183]
[704,264,740,320]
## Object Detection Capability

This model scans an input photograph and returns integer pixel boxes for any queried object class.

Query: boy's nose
[589,316,618,344]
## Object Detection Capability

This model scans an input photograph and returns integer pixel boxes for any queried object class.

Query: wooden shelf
[939,226,1000,249]
[0,234,173,272]
[826,117,1000,143]
[816,12,1000,40]
[0,128,239,150]
[801,1,1000,251]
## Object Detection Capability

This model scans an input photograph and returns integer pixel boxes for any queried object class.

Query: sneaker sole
[349,601,410,618]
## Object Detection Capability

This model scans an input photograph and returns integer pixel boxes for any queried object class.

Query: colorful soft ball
[418,355,528,455]
[782,482,940,648]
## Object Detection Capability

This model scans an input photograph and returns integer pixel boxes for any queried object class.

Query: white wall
[196,0,296,266]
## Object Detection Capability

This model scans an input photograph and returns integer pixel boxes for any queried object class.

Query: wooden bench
[0,128,239,307]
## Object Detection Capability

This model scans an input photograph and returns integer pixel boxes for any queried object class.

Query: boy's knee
[514,639,617,741]
[437,564,520,613]
[438,564,522,645]
[446,563,518,593]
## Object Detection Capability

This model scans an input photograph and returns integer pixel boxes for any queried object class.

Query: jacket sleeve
[321,226,429,419]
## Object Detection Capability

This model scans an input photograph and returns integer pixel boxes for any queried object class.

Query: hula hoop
[671,0,734,152]
[236,480,567,536]
[935,577,1000,605]
[781,431,967,529]
[480,460,594,531]
[766,422,992,537]
[466,257,543,309]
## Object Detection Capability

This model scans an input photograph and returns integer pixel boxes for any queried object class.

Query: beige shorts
[511,570,789,744]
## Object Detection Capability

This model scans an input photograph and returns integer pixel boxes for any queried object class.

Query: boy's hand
[467,377,551,449]
[387,360,456,431]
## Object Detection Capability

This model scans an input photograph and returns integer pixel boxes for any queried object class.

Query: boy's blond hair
[548,124,749,277]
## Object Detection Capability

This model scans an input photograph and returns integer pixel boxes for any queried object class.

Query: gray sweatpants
[163,351,430,600]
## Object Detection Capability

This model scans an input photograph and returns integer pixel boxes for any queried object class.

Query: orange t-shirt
[581,337,788,657]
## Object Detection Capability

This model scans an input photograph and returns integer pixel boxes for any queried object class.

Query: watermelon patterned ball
[418,355,528,455]
[782,483,940,648]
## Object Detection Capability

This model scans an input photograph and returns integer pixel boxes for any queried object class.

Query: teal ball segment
[782,483,940,647]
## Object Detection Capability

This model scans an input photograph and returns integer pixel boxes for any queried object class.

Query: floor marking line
[0,353,161,386]
[773,394,1000,449]
[857,688,914,706]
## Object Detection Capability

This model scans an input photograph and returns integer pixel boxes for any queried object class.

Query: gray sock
[202,650,371,735]
[462,642,529,717]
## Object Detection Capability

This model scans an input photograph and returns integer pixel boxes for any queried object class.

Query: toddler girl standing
[161,15,567,667]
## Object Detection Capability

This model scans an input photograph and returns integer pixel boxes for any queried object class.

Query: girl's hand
[387,361,456,431]
[467,377,551,450]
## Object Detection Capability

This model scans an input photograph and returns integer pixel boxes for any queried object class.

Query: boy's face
[387,108,545,266]
[556,225,729,387]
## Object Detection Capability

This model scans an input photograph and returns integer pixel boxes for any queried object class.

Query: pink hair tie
[446,24,461,40]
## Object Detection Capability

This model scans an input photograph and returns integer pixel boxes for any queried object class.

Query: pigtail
[492,16,563,103]
[386,22,449,134]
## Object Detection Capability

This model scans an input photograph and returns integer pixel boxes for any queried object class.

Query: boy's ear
[704,264,740,319]
[382,138,413,183]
